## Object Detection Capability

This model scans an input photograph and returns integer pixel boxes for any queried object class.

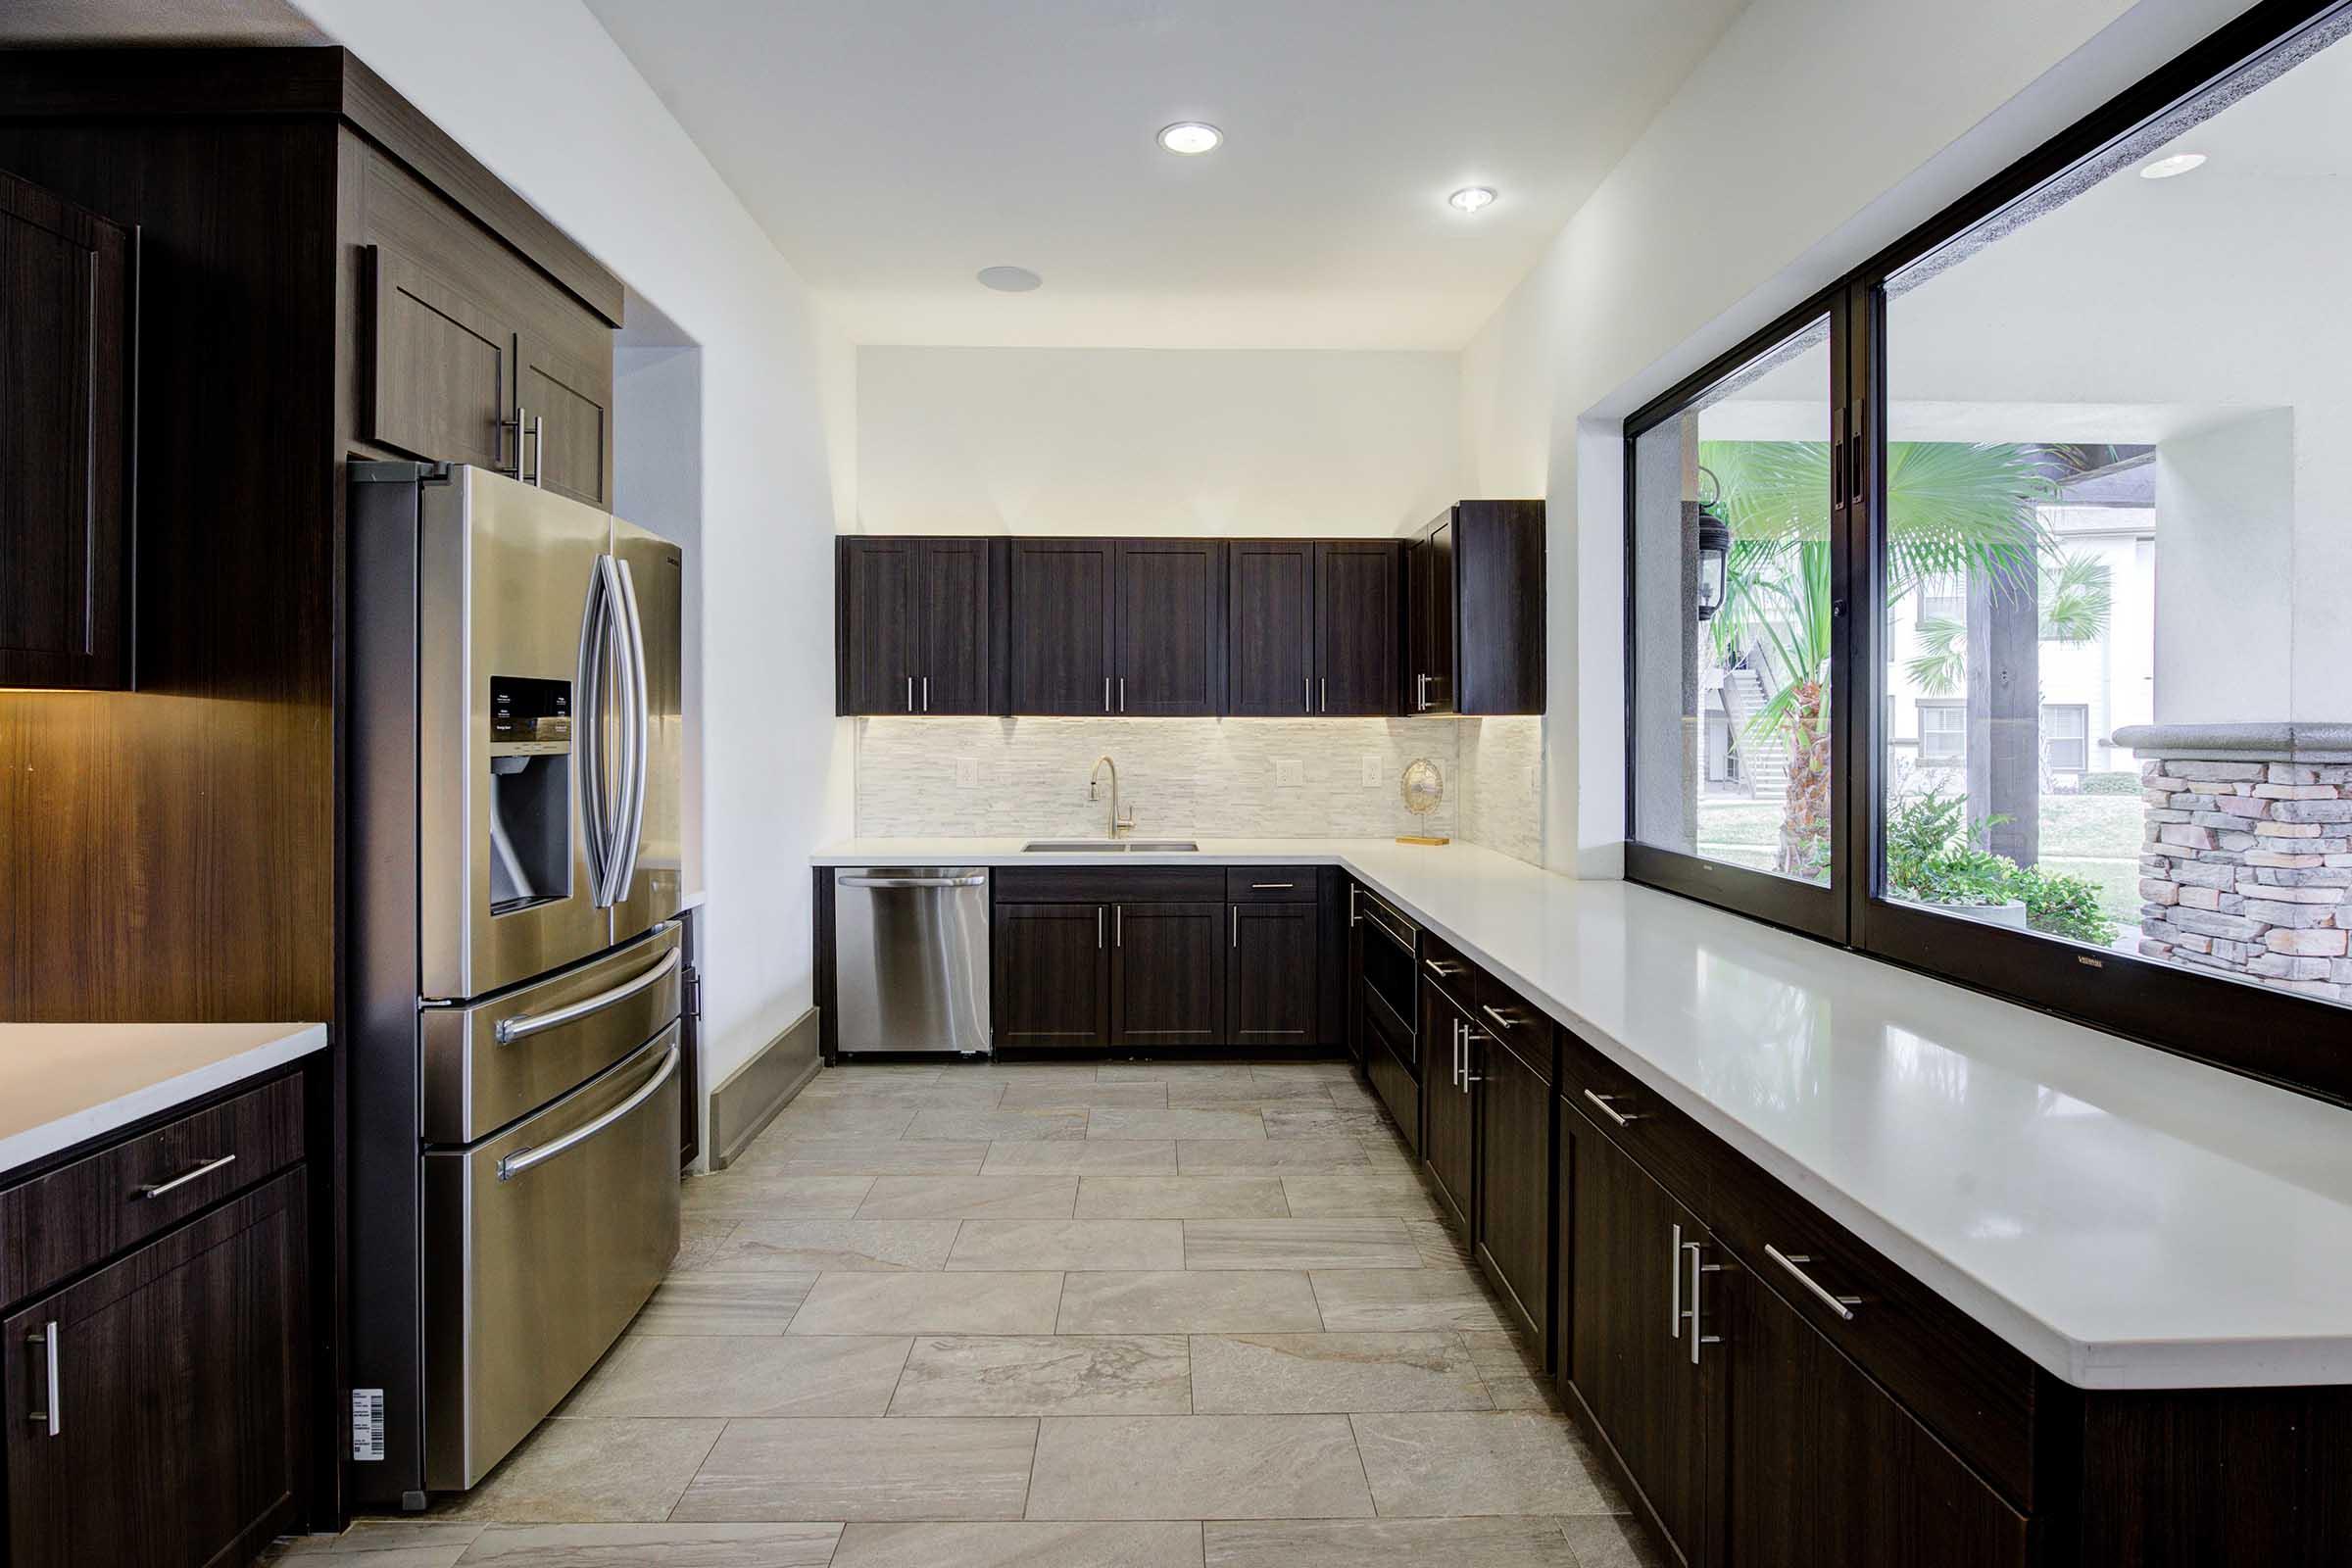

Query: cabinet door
[1420,985,1474,1229]
[516,326,612,507]
[1008,538,1116,713]
[1408,514,1456,714]
[1230,901,1318,1047]
[4,1171,305,1568]
[1565,1105,1713,1565]
[993,903,1110,1049]
[1,172,130,690]
[1113,539,1224,714]
[368,244,514,473]
[1475,1030,1551,1351]
[917,537,1002,714]
[837,538,921,714]
[1114,902,1227,1048]
[1723,1269,2027,1568]
[1313,541,1400,714]
[1227,540,1316,716]
[1454,500,1546,714]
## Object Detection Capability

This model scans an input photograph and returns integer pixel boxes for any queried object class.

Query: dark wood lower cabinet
[1472,1029,1550,1351]
[1723,1265,2026,1568]
[1563,1101,1714,1566]
[3,1171,307,1568]
[992,902,1111,1049]
[1229,902,1317,1046]
[1420,984,1474,1230]
[1112,902,1225,1047]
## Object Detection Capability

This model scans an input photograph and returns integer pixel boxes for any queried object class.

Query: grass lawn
[1696,791,2143,922]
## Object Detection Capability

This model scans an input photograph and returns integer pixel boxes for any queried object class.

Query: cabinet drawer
[1226,867,1318,903]
[1707,1149,2039,1510]
[1419,929,1480,1010]
[1555,1028,1716,1206]
[0,1071,305,1307]
[995,865,1226,904]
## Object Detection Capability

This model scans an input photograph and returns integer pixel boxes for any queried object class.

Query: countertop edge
[810,839,2352,1391]
[0,1022,329,1177]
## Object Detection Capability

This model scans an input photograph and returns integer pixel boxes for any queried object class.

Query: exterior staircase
[1722,664,1789,799]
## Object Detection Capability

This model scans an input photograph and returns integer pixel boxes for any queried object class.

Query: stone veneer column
[2115,724,2352,1004]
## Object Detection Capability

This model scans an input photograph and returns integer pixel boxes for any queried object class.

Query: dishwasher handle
[838,874,989,889]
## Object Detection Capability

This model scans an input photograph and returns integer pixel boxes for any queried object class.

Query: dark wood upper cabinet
[1008,537,1117,713]
[916,536,1004,714]
[993,902,1111,1050]
[1112,901,1226,1047]
[1229,900,1318,1046]
[4,1172,307,1568]
[1312,541,1402,715]
[837,536,919,713]
[1113,539,1225,715]
[1409,501,1545,715]
[1,170,132,691]
[837,536,1005,715]
[368,244,513,475]
[1407,516,1455,714]
[1227,539,1316,716]
[516,325,611,507]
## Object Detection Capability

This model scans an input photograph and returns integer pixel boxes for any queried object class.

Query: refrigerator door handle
[574,557,614,904]
[609,557,651,905]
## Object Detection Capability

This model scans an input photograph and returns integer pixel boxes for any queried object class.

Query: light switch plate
[1276,759,1305,787]
[1362,756,1384,787]
[956,759,980,788]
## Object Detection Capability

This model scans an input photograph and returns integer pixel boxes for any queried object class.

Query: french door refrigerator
[347,462,686,1506]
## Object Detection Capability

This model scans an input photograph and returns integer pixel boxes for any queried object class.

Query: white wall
[292,0,856,1089]
[2157,411,2296,723]
[1455,0,2271,871]
[857,347,1461,536]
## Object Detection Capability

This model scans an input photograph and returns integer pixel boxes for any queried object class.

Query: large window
[1627,1,2352,1102]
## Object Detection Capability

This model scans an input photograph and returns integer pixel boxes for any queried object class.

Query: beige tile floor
[268,1059,1665,1568]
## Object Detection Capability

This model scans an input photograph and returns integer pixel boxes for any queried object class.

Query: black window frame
[1626,0,2352,1107]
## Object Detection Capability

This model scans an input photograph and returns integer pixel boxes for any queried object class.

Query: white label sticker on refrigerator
[353,1389,386,1461]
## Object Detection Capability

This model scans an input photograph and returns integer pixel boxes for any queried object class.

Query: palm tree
[1904,550,2115,696]
[1701,439,2054,877]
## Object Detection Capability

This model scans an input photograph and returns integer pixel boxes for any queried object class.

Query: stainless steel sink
[1021,839,1200,853]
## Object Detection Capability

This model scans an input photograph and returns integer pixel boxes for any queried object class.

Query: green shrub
[1885,782,2119,946]
[2010,864,2118,946]
[2080,770,2139,796]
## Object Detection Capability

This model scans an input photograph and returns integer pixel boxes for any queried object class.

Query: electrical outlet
[956,758,980,788]
[1361,756,1383,787]
[1275,759,1305,787]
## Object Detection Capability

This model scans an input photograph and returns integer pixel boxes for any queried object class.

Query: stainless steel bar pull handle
[610,558,652,903]
[1670,1223,1683,1339]
[1117,905,1124,947]
[906,676,914,712]
[1687,1242,1724,1364]
[1104,676,1112,711]
[1481,1004,1519,1031]
[136,1152,237,1200]
[839,874,988,889]
[497,946,681,1044]
[1426,958,1462,977]
[921,675,930,712]
[1450,1021,1461,1088]
[1119,676,1126,712]
[529,413,546,487]
[1319,676,1327,712]
[575,558,614,899]
[1416,672,1430,711]
[1230,906,1238,948]
[25,1322,58,1436]
[1766,1245,1861,1321]
[1098,906,1105,949]
[497,1044,679,1183]
[1250,883,1295,890]
[1460,1029,1482,1087]
[1582,1089,1641,1127]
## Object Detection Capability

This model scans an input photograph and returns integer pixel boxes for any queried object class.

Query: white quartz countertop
[815,836,2352,1391]
[0,1022,329,1175]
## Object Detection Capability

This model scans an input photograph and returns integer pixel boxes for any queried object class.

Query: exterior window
[2041,704,2088,775]
[1916,701,1965,765]
[1919,574,1965,625]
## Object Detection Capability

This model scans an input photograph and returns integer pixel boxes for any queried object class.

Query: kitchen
[3,2,2351,1566]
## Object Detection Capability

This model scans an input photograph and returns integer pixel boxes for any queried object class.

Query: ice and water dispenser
[487,675,572,910]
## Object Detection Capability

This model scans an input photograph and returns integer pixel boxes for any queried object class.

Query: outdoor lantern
[1693,466,1732,621]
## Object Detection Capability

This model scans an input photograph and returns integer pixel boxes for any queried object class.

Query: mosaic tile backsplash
[854,714,1544,865]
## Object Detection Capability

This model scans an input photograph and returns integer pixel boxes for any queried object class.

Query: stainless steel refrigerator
[347,462,686,1506]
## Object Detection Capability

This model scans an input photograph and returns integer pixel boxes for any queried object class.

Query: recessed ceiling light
[976,266,1043,292]
[2138,152,2206,180]
[1158,122,1222,156]
[1448,186,1497,214]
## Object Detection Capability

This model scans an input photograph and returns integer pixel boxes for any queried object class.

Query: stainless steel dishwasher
[834,866,993,1055]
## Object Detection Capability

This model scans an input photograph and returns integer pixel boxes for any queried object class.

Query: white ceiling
[581,0,1746,349]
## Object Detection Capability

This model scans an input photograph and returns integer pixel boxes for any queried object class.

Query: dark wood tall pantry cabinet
[0,170,132,691]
